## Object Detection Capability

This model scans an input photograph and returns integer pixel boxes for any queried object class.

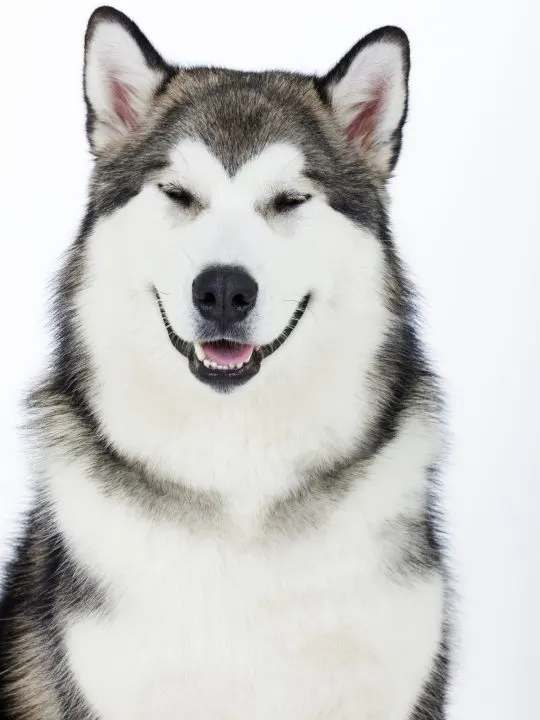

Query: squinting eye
[158,183,196,210]
[273,193,312,214]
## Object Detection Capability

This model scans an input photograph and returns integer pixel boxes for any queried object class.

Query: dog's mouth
[194,340,256,370]
[155,291,311,391]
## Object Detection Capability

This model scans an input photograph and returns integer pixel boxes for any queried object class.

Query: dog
[0,6,451,718]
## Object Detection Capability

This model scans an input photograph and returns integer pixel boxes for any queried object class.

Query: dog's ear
[84,6,171,155]
[318,27,410,179]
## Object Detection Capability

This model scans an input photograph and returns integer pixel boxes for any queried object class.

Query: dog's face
[77,7,409,402]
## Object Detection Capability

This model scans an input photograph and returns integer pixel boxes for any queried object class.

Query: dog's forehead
[156,69,333,176]
[167,139,306,193]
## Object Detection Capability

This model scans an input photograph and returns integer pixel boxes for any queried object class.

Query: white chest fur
[48,413,443,720]
[67,531,441,720]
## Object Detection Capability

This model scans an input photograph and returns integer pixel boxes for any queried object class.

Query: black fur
[411,631,452,719]
[0,507,100,719]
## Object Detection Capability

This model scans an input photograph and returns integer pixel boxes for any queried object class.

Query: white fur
[77,140,388,509]
[47,410,443,720]
[45,140,444,718]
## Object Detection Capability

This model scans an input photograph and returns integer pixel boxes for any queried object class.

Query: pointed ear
[319,27,410,179]
[83,6,171,155]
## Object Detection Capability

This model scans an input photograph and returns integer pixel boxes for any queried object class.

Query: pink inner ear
[109,75,139,132]
[346,78,387,151]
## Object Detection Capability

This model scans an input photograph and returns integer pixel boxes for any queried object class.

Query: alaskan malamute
[0,6,451,718]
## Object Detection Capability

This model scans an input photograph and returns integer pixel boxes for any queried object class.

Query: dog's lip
[154,289,311,369]
[154,291,191,359]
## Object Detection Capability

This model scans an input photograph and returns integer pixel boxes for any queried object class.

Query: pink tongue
[202,342,254,365]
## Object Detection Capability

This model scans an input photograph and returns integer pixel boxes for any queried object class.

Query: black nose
[192,266,258,330]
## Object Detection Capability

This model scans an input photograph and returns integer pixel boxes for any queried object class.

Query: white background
[1,1,539,717]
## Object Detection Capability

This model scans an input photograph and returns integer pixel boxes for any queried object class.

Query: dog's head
[64,5,411,449]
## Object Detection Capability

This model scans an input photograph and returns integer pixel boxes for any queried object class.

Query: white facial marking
[77,137,389,496]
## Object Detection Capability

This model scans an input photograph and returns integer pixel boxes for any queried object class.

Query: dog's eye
[158,184,196,210]
[273,193,312,214]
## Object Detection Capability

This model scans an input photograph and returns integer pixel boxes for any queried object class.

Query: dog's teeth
[200,351,252,371]
[194,342,206,362]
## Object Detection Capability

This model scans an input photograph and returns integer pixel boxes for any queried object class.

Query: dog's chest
[64,499,442,720]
